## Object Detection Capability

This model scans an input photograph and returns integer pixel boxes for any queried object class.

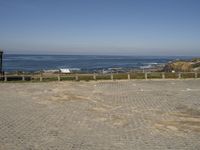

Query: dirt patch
[50,93,90,102]
[88,104,113,113]
[88,107,108,113]
[155,105,200,133]
[155,120,200,133]
[110,115,129,127]
[175,105,200,117]
[94,115,129,128]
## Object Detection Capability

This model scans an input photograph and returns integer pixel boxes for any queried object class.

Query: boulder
[163,58,200,72]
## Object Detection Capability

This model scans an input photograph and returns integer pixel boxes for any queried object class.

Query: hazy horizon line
[3,53,200,58]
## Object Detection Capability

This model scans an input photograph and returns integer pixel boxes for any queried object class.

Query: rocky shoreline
[163,58,200,72]
[3,58,200,75]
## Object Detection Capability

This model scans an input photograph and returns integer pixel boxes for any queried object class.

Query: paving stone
[0,80,200,149]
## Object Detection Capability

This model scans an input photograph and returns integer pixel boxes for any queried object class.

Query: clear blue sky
[0,0,200,56]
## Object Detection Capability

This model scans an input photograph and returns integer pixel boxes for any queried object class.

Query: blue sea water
[3,54,193,72]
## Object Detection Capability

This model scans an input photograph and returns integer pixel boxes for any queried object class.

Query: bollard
[145,73,148,80]
[178,73,181,79]
[128,73,130,80]
[162,72,165,79]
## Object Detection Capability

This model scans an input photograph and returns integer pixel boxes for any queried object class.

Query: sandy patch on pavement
[155,105,200,133]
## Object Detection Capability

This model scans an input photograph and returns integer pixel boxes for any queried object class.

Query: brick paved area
[0,80,200,150]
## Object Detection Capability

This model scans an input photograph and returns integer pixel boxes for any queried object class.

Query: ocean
[3,54,193,72]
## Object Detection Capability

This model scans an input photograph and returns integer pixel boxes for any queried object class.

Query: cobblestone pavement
[0,80,200,150]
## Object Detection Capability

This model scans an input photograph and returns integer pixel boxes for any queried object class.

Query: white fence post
[162,72,165,79]
[93,73,96,80]
[178,73,181,79]
[22,76,25,81]
[195,72,198,78]
[40,73,43,82]
[128,73,130,80]
[75,75,79,81]
[4,74,7,82]
[57,74,60,81]
[111,74,113,80]
[145,72,148,80]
